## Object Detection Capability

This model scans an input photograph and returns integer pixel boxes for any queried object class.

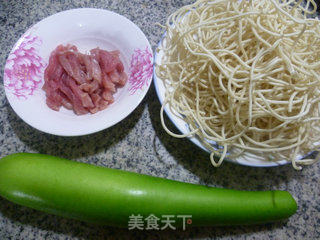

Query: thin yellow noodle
[156,0,320,169]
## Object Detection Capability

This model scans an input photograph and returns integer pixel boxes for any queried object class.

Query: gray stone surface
[0,0,319,239]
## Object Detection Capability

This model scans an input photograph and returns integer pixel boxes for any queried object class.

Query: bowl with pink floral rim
[3,8,153,136]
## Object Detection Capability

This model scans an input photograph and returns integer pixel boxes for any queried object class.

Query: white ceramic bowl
[153,36,291,167]
[4,8,153,136]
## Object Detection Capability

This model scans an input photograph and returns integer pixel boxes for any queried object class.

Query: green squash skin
[0,153,297,227]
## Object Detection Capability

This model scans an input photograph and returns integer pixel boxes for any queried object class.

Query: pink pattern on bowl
[128,47,153,95]
[4,33,46,99]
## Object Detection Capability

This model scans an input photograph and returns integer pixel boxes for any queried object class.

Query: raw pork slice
[43,44,127,115]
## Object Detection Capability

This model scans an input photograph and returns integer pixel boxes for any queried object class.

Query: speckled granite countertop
[0,0,319,239]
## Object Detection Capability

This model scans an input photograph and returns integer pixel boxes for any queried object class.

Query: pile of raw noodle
[156,0,320,169]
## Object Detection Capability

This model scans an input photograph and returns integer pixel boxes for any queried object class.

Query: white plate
[4,8,153,136]
[153,35,290,167]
